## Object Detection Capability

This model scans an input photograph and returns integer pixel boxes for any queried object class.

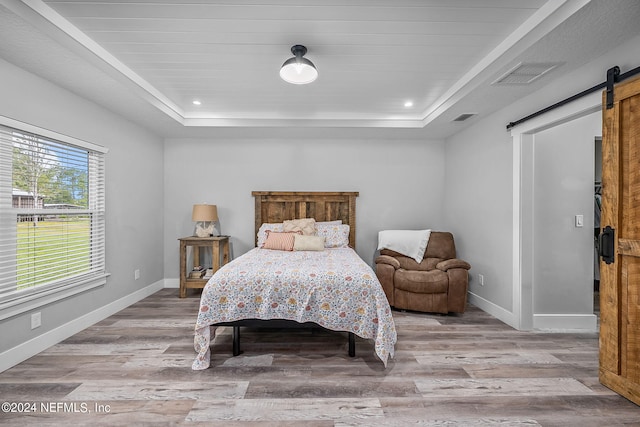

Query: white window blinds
[0,121,106,312]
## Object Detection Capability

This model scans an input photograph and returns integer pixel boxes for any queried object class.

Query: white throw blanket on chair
[377,229,431,263]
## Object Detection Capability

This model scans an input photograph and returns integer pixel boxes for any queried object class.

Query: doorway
[530,113,600,330]
[594,137,602,320]
[511,92,601,331]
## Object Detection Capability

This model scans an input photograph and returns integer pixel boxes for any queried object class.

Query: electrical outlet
[134,269,140,280]
[31,312,41,329]
[478,274,484,286]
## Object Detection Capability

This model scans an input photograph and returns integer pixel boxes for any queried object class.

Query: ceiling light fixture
[404,101,414,108]
[192,100,202,105]
[280,45,318,85]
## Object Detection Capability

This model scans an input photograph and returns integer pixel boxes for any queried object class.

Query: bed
[192,191,397,370]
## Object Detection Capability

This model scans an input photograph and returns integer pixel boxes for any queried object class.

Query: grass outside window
[16,218,90,289]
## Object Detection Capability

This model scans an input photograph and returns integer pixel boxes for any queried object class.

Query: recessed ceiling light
[404,101,413,108]
[192,100,202,105]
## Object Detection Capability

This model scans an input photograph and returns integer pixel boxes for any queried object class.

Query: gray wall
[163,137,445,280]
[533,112,600,316]
[0,57,165,354]
[442,114,515,311]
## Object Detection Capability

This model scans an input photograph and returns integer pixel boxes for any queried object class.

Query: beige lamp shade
[192,204,218,222]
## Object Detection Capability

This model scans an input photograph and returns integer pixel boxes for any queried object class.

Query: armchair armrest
[375,254,401,270]
[436,258,471,272]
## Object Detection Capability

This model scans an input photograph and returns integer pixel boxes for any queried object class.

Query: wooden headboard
[252,191,359,249]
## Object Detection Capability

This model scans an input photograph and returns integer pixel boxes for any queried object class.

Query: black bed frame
[215,319,356,357]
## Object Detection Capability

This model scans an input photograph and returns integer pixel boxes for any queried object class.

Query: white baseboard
[533,313,598,332]
[467,291,518,329]
[468,292,598,332]
[164,278,179,288]
[0,279,165,373]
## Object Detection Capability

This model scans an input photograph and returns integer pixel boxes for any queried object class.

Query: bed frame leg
[232,326,241,356]
[348,332,355,357]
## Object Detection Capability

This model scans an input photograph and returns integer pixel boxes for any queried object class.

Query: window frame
[0,116,109,321]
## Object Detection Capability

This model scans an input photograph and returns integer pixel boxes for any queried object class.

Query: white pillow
[377,229,431,263]
[316,220,342,225]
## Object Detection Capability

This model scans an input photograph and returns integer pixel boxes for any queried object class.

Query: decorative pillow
[316,223,350,248]
[257,223,283,247]
[293,234,325,251]
[262,230,301,251]
[283,218,316,235]
[377,229,431,263]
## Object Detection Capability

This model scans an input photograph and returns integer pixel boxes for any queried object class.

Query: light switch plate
[575,214,584,227]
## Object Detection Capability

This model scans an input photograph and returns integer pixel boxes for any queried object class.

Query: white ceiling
[1,0,640,139]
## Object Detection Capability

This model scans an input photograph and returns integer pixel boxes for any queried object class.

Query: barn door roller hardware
[606,66,620,109]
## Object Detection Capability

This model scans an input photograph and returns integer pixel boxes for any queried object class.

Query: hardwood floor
[1,288,639,426]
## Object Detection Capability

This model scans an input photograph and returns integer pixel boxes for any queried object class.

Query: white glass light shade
[280,57,318,84]
[280,45,318,85]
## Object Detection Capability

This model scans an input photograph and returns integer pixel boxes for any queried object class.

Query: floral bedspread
[192,247,397,370]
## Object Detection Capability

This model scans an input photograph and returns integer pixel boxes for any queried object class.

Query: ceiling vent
[492,62,562,85]
[452,113,476,122]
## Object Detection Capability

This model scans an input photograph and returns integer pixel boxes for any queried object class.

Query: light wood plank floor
[1,288,638,426]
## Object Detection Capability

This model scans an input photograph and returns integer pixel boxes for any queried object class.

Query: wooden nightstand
[178,235,230,298]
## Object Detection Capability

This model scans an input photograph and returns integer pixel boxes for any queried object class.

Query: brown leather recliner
[375,231,471,314]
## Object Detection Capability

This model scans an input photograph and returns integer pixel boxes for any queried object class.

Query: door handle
[599,225,615,264]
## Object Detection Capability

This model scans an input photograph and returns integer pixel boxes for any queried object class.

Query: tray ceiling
[1,0,640,138]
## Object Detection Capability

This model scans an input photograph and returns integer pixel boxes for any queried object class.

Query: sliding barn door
[599,74,640,405]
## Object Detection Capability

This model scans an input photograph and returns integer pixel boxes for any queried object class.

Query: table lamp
[192,204,219,237]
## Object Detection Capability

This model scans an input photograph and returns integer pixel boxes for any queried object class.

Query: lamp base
[194,222,212,237]
[194,222,219,237]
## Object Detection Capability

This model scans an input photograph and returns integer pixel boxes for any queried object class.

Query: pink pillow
[262,230,301,251]
[257,223,284,247]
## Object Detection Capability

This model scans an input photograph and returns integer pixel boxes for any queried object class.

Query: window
[0,118,107,318]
